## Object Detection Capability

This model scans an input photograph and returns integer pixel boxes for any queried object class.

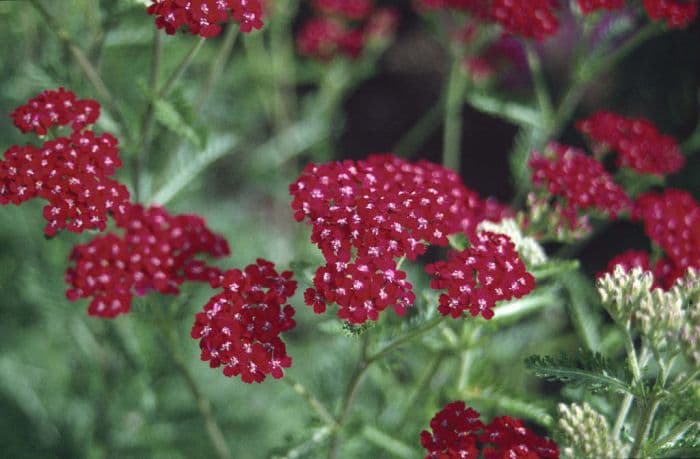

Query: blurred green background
[0,1,698,458]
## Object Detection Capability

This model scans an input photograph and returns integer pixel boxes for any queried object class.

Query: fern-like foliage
[524,350,633,394]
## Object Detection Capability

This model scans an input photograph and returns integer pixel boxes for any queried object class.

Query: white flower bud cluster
[596,266,654,326]
[526,193,591,242]
[477,218,548,266]
[678,269,700,364]
[636,287,683,355]
[557,402,627,459]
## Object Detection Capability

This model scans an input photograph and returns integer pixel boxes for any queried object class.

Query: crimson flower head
[426,231,535,320]
[65,203,230,318]
[577,111,684,176]
[576,0,625,14]
[421,401,483,459]
[313,0,374,20]
[191,259,296,383]
[416,0,559,41]
[480,416,560,459]
[421,402,559,459]
[298,1,398,61]
[1,89,130,236]
[290,153,504,323]
[147,0,264,37]
[633,189,700,286]
[529,143,631,227]
[10,87,100,136]
[643,0,698,28]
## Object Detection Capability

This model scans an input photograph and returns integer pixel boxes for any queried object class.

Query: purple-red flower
[576,0,625,14]
[297,1,397,60]
[577,111,684,176]
[65,203,230,318]
[426,231,535,320]
[10,87,100,136]
[416,0,559,41]
[421,402,559,459]
[147,0,264,37]
[191,259,296,383]
[633,189,700,287]
[1,89,130,236]
[529,143,631,227]
[290,153,506,323]
[643,0,698,28]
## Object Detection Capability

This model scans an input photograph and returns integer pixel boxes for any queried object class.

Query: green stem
[196,25,239,111]
[172,355,233,459]
[29,0,133,143]
[367,315,447,364]
[268,0,299,132]
[328,335,370,459]
[135,29,163,202]
[282,375,337,427]
[160,37,206,99]
[645,419,698,454]
[525,43,554,127]
[630,396,661,458]
[394,97,445,158]
[624,328,642,383]
[612,392,634,439]
[442,56,468,172]
[395,353,446,428]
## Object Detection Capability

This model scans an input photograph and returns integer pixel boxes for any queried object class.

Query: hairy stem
[29,0,132,143]
[160,37,206,99]
[173,355,233,459]
[135,29,163,202]
[283,375,337,427]
[525,43,553,127]
[328,335,370,459]
[367,315,447,364]
[442,55,468,172]
[196,25,239,110]
[630,396,661,458]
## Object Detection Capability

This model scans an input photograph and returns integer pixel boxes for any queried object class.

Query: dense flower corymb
[290,153,506,323]
[633,189,700,287]
[577,111,684,176]
[191,259,296,383]
[576,0,625,14]
[417,0,559,41]
[421,402,559,459]
[643,0,698,28]
[529,143,631,227]
[1,89,130,236]
[147,0,264,37]
[10,87,100,136]
[65,204,230,317]
[426,231,535,319]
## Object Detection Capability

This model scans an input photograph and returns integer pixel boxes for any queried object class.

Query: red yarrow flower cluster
[426,231,535,320]
[421,401,559,459]
[576,0,625,13]
[643,0,698,28]
[290,153,505,323]
[147,0,264,37]
[529,143,631,228]
[314,0,374,20]
[596,249,679,289]
[577,111,684,176]
[10,87,100,136]
[417,0,559,41]
[633,189,700,287]
[65,203,230,318]
[1,89,130,236]
[297,1,397,60]
[191,259,296,383]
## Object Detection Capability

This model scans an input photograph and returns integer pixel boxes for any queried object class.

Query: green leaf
[148,135,238,205]
[562,270,602,352]
[525,350,633,395]
[153,98,204,149]
[362,425,415,459]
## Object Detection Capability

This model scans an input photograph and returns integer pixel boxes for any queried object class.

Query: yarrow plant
[3,0,699,458]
